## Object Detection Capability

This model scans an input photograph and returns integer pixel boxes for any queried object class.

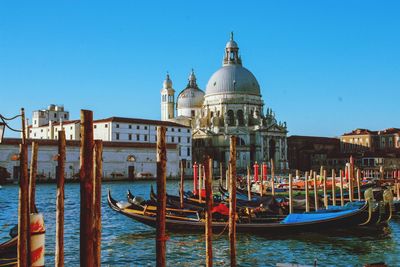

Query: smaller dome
[177,88,205,109]
[177,69,204,109]
[226,40,238,49]
[163,73,172,89]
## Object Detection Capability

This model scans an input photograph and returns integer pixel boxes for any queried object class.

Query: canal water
[1,181,399,266]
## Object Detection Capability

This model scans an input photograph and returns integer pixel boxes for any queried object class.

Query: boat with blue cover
[107,187,388,234]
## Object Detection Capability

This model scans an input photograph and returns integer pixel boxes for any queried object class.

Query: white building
[15,105,193,181]
[162,33,288,171]
[0,138,180,181]
[28,108,192,168]
[31,104,69,128]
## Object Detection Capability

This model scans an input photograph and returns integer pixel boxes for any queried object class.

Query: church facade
[161,33,288,172]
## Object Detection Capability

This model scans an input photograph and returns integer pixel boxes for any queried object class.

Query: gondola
[0,204,39,266]
[128,189,205,212]
[219,182,323,212]
[147,185,284,215]
[0,227,17,266]
[108,189,376,234]
[148,186,209,210]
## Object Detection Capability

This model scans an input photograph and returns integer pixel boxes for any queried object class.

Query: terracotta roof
[378,128,400,135]
[28,117,191,129]
[93,117,190,128]
[0,138,177,149]
[342,128,378,136]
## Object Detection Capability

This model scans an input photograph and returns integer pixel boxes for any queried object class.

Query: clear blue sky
[1,1,399,137]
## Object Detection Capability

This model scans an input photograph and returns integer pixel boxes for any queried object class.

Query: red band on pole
[262,163,267,182]
[253,162,259,182]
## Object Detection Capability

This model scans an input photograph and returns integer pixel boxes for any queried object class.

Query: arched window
[227,110,235,126]
[237,110,244,126]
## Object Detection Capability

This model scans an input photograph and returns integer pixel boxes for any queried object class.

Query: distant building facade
[161,33,288,172]
[340,128,400,153]
[287,135,340,171]
[288,128,400,173]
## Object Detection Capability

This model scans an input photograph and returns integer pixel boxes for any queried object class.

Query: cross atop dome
[224,32,241,66]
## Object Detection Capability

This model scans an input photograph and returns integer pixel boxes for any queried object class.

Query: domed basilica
[161,33,288,171]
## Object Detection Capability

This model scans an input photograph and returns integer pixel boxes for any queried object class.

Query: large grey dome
[205,65,260,96]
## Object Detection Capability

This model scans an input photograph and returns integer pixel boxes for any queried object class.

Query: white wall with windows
[0,139,180,181]
[27,114,193,171]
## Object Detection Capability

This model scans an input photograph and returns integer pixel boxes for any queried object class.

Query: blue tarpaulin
[281,209,357,224]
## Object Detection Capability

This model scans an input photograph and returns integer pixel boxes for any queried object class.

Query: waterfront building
[28,106,192,168]
[288,128,400,173]
[162,33,288,172]
[287,135,340,171]
[0,138,179,182]
[1,104,193,181]
[340,128,400,153]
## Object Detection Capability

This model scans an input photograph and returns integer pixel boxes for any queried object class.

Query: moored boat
[108,189,378,234]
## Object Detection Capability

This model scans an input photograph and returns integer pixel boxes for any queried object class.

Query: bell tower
[161,73,175,121]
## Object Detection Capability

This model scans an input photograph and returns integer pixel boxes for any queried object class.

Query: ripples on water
[1,181,399,266]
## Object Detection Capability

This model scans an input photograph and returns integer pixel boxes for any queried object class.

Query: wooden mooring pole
[180,160,185,209]
[79,110,95,266]
[198,164,203,201]
[29,142,38,213]
[313,171,319,211]
[156,126,167,267]
[18,107,30,267]
[220,162,223,185]
[260,163,264,197]
[18,143,29,267]
[339,169,344,206]
[204,156,213,267]
[226,165,230,192]
[331,170,336,206]
[247,165,251,201]
[348,161,354,202]
[28,142,38,266]
[356,168,361,201]
[304,171,310,212]
[270,159,275,196]
[93,140,103,266]
[323,169,328,208]
[229,136,237,267]
[288,174,293,214]
[55,130,66,267]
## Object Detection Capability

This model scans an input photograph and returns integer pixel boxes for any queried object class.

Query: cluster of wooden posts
[155,135,238,267]
[17,110,102,266]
